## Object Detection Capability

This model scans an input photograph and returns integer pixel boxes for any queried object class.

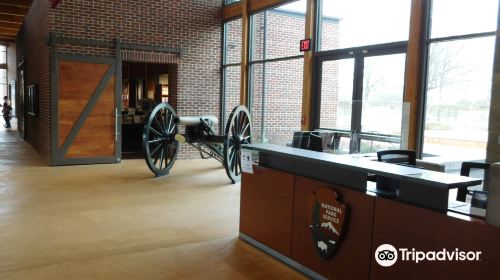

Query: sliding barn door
[54,55,120,165]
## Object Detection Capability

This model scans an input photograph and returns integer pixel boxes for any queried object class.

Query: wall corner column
[403,0,427,152]
[240,0,250,107]
[301,0,316,131]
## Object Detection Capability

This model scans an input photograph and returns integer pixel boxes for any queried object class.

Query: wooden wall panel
[291,176,375,280]
[404,0,426,151]
[240,165,295,256]
[65,75,115,158]
[250,0,296,13]
[58,61,110,147]
[371,197,500,279]
[222,2,242,21]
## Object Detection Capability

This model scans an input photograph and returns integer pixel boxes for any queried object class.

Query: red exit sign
[300,39,311,52]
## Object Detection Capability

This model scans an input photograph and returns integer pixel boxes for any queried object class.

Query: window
[317,50,408,153]
[0,45,6,100]
[27,85,38,116]
[225,0,240,5]
[318,0,411,51]
[251,58,304,145]
[422,0,499,160]
[249,0,306,145]
[316,0,411,153]
[222,19,243,127]
[251,1,306,61]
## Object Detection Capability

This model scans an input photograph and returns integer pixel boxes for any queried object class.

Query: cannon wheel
[142,103,179,177]
[224,105,252,184]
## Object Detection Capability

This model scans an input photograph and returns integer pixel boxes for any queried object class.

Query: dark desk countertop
[243,144,481,190]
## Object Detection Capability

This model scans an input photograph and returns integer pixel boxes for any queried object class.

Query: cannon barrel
[173,116,219,127]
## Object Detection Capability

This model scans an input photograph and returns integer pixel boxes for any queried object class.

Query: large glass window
[429,0,498,38]
[316,0,410,153]
[423,0,498,160]
[249,0,306,145]
[224,19,242,65]
[361,53,406,136]
[319,0,411,51]
[223,66,241,125]
[222,19,243,127]
[251,58,304,145]
[0,45,6,99]
[251,1,306,61]
[319,59,354,131]
[318,50,407,153]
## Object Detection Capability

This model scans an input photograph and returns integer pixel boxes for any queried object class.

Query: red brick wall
[18,0,223,161]
[16,0,51,163]
[49,0,222,159]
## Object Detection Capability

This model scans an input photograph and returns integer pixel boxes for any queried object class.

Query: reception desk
[240,144,500,280]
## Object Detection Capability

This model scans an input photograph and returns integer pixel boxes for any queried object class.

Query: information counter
[240,144,500,280]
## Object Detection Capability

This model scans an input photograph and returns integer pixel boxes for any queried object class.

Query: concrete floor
[0,121,304,279]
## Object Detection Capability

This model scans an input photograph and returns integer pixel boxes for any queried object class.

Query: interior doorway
[121,62,173,158]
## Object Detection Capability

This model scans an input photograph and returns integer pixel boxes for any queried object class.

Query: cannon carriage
[142,103,252,183]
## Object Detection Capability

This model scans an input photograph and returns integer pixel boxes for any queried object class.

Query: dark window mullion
[350,54,364,152]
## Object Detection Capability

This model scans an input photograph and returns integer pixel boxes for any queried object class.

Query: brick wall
[49,0,222,159]
[18,0,223,161]
[16,0,51,163]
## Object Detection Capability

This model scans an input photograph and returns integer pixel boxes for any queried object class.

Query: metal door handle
[115,108,120,142]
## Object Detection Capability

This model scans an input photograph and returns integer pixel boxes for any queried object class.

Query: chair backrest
[377,150,417,166]
[309,133,323,152]
[486,163,500,227]
[456,161,490,202]
[460,162,490,177]
[292,131,310,149]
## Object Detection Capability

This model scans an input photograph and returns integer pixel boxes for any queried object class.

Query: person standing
[2,96,12,128]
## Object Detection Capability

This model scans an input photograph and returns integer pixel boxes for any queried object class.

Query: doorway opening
[121,62,175,159]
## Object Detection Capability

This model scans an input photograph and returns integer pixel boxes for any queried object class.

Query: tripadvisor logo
[375,244,482,267]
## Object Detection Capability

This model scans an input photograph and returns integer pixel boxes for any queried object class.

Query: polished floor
[0,121,304,279]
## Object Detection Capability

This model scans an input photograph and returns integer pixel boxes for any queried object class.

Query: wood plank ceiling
[0,0,32,42]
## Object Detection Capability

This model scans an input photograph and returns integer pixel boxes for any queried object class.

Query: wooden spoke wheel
[223,105,252,184]
[142,103,179,177]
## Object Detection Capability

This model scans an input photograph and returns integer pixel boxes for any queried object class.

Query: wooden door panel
[57,58,117,161]
[58,61,110,147]
[65,75,115,158]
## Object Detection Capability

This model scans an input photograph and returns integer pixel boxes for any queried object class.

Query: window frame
[248,1,307,143]
[418,0,498,158]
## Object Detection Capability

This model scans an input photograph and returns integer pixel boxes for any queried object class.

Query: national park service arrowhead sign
[308,188,348,260]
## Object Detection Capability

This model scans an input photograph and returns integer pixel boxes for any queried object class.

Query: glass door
[315,45,408,153]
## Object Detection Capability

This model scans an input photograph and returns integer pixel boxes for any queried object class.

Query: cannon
[142,102,252,183]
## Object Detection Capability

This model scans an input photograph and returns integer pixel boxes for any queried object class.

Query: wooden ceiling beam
[0,28,18,35]
[0,0,32,8]
[0,35,16,41]
[0,4,29,16]
[0,21,21,29]
[0,14,24,24]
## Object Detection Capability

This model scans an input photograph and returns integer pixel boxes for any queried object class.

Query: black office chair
[375,150,416,194]
[456,162,490,202]
[292,131,310,149]
[377,150,417,166]
[309,133,323,152]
